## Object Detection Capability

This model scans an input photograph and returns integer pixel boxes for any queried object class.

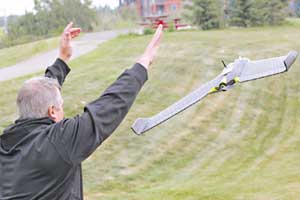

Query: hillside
[0,37,59,69]
[1,26,300,199]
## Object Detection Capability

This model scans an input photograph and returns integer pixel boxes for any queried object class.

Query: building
[119,0,182,18]
[120,0,296,18]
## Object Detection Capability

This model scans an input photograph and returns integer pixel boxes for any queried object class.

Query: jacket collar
[1,117,54,151]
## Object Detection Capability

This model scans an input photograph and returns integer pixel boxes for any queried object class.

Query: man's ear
[47,106,57,121]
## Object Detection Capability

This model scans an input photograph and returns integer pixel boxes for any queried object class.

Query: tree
[33,0,97,32]
[259,0,288,25]
[186,0,222,30]
[228,0,254,27]
[228,0,288,27]
[5,0,97,46]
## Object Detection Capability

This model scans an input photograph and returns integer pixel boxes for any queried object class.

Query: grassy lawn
[0,37,59,69]
[1,25,300,199]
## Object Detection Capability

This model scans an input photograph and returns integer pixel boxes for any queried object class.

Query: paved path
[0,30,129,82]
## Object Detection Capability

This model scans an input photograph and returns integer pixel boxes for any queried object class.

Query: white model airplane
[132,51,298,135]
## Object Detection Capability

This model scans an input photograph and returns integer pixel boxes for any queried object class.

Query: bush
[143,28,155,35]
[168,22,175,32]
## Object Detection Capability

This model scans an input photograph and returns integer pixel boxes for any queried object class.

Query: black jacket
[0,59,148,200]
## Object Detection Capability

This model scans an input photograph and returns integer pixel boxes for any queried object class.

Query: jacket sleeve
[49,63,148,165]
[44,58,71,86]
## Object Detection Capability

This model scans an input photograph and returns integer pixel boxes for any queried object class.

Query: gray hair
[17,77,63,119]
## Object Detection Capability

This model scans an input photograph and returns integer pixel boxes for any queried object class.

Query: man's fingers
[64,22,74,32]
[62,27,80,42]
[155,24,163,37]
[70,28,81,34]
[146,24,163,52]
[149,25,163,48]
[70,28,81,39]
[153,24,163,43]
[71,32,80,39]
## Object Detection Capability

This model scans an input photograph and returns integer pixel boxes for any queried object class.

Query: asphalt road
[0,30,129,82]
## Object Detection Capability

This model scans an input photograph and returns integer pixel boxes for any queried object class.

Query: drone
[131,51,298,135]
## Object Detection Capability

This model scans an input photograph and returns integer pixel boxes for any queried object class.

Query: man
[0,22,163,199]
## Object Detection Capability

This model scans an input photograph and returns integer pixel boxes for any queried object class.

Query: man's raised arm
[49,25,163,165]
[45,22,81,86]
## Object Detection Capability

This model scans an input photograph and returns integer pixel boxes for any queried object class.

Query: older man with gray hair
[0,23,163,199]
[17,77,63,119]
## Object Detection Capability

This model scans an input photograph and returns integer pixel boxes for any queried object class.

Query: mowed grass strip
[1,26,300,200]
[0,37,59,69]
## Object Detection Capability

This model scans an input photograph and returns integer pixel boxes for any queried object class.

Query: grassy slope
[0,37,59,69]
[1,26,300,199]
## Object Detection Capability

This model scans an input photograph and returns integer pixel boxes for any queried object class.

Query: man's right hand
[138,24,163,70]
[59,22,81,63]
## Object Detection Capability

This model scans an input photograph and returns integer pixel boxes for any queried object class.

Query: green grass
[0,28,5,39]
[0,37,59,69]
[1,26,300,200]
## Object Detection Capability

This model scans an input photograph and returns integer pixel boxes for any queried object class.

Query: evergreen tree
[252,0,288,25]
[228,0,288,27]
[228,0,253,27]
[265,0,288,25]
[186,0,222,30]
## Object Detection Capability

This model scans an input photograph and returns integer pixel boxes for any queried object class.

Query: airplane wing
[132,51,298,135]
[238,51,297,82]
[131,74,225,134]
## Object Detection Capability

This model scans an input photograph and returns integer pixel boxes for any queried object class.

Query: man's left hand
[59,22,81,63]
